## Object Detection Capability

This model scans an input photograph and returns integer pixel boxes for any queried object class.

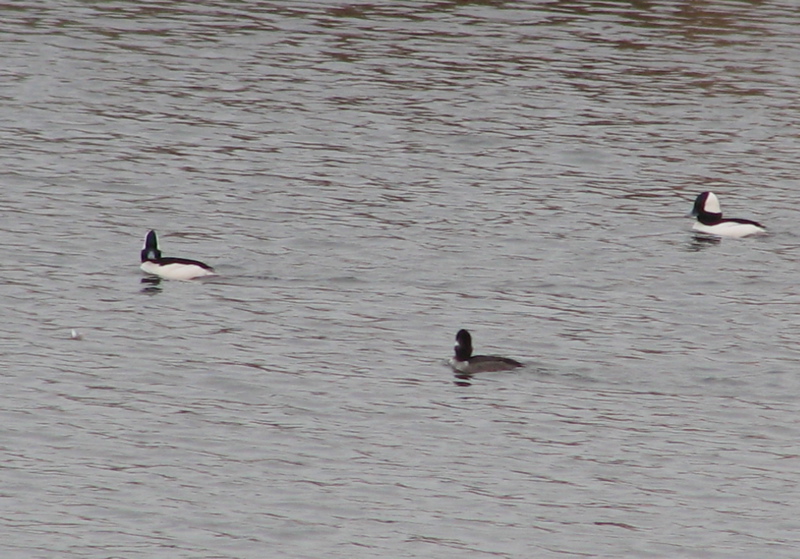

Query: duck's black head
[141,230,162,262]
[690,192,722,218]
[454,329,473,361]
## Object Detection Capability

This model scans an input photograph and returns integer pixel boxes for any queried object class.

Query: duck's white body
[140,259,215,280]
[692,220,765,239]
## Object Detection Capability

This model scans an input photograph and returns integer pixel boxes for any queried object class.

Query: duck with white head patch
[688,192,766,238]
[140,230,215,280]
[449,329,522,374]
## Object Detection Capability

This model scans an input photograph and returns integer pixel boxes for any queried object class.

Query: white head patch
[704,192,721,214]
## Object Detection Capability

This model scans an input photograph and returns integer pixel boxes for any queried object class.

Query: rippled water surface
[3,1,800,557]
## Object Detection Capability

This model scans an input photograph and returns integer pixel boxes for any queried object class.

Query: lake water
[3,1,800,557]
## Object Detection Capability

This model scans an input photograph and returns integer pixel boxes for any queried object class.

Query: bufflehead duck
[140,230,215,280]
[449,329,522,374]
[689,192,765,238]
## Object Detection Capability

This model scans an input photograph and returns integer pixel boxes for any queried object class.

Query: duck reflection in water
[140,275,163,294]
[687,234,722,252]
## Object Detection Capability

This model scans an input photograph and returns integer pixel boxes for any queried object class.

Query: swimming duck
[449,329,522,374]
[688,192,765,238]
[140,230,215,280]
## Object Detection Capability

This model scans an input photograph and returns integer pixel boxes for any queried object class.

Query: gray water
[3,1,800,557]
